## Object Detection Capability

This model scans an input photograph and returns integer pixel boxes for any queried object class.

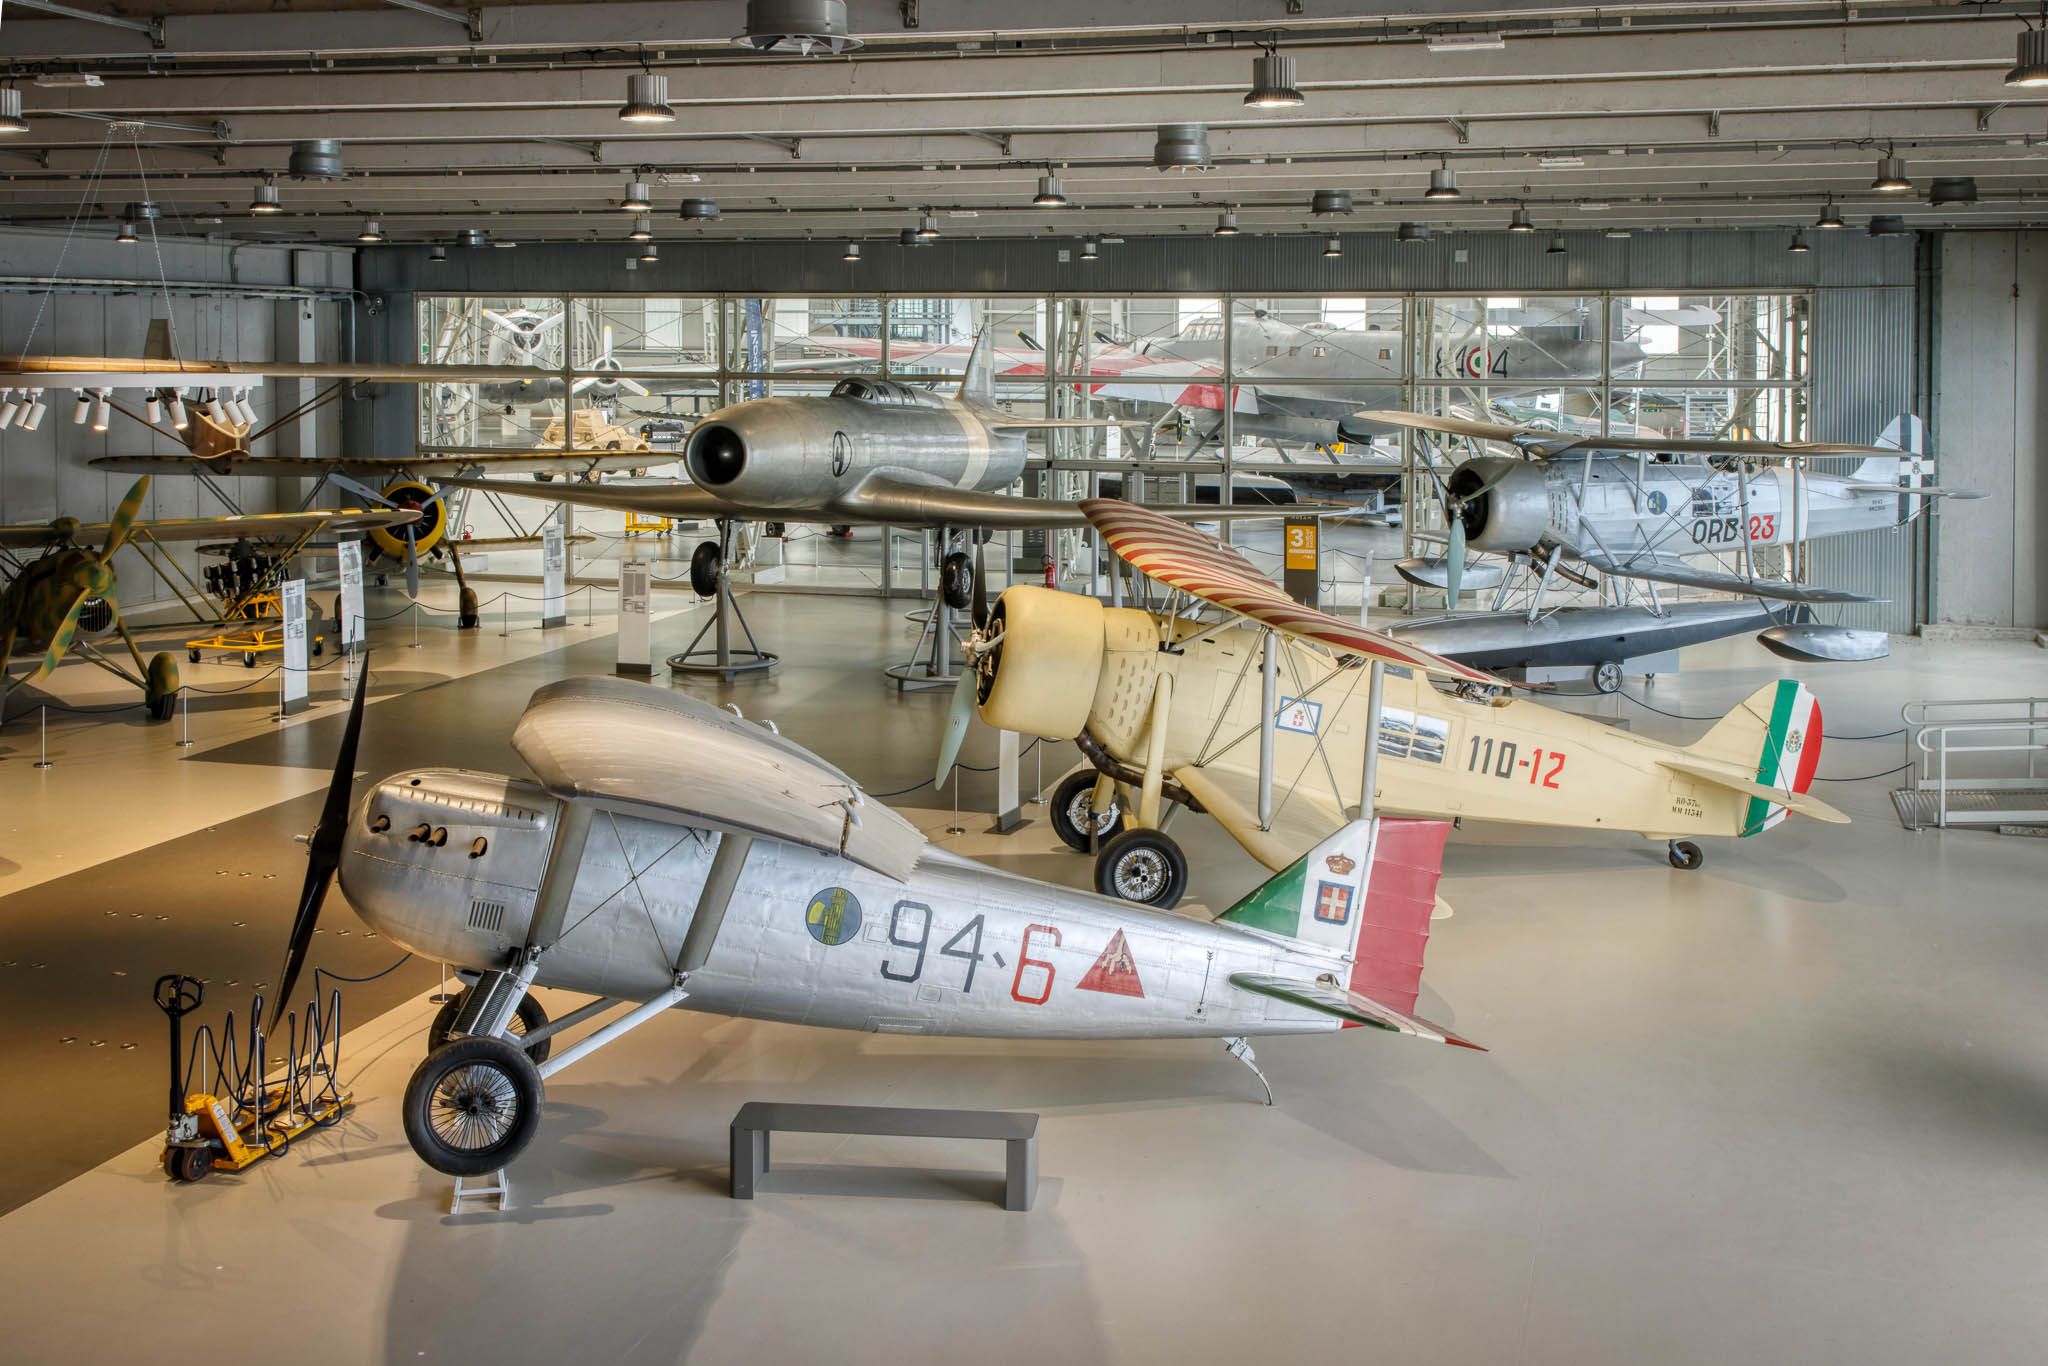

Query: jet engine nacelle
[1452,458,1551,554]
[683,398,836,507]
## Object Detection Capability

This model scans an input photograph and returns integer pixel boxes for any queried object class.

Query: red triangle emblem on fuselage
[1077,929,1145,998]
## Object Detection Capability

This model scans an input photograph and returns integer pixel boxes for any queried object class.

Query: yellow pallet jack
[156,974,352,1183]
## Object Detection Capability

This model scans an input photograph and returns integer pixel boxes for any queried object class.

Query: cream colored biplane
[936,500,1844,907]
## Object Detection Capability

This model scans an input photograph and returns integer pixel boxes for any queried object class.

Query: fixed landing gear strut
[886,523,975,691]
[669,517,778,681]
[1667,839,1704,870]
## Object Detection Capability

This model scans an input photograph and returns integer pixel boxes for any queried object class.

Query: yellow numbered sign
[1284,521,1318,571]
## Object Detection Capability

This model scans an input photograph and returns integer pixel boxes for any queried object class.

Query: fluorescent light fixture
[621,181,652,212]
[619,72,676,123]
[1032,174,1068,208]
[1424,162,1460,199]
[1323,235,1341,257]
[71,391,91,425]
[1873,149,1910,192]
[1214,210,1240,236]
[1244,51,1305,108]
[1426,32,1506,53]
[1508,206,1535,232]
[627,214,654,241]
[0,89,28,135]
[249,182,282,214]
[168,395,188,429]
[1604,226,1633,239]
[2008,25,2048,87]
[842,241,861,261]
[492,240,517,249]
[357,218,384,243]
[33,73,102,88]
[1538,154,1585,169]
[1578,201,1611,212]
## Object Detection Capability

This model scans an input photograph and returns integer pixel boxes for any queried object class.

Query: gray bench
[729,1101,1038,1211]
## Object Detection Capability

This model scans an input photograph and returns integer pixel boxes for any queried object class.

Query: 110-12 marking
[1466,736,1565,789]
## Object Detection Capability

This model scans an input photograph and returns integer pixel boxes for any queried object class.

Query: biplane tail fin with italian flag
[1659,679,1845,836]
[1222,816,1483,1049]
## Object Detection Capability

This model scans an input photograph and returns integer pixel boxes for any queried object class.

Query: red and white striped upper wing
[1080,498,1499,686]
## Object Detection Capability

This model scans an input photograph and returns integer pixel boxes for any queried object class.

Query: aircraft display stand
[449,1169,510,1214]
[668,519,778,682]
[886,525,969,691]
[729,1101,1038,1212]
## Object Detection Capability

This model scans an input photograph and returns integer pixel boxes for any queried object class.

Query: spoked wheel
[1094,828,1189,909]
[1667,839,1704,871]
[1594,659,1624,694]
[427,989,552,1063]
[403,1036,543,1177]
[1049,771,1124,853]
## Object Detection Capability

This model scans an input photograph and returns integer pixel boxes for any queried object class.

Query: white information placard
[337,540,365,653]
[541,514,567,628]
[616,554,652,676]
[280,578,309,715]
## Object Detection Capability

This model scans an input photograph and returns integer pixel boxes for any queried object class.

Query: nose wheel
[402,1036,543,1177]
[669,518,778,681]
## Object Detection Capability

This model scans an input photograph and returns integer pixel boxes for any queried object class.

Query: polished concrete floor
[1,573,2044,1366]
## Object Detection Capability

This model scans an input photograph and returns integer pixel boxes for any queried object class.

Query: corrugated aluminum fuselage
[337,768,1339,1040]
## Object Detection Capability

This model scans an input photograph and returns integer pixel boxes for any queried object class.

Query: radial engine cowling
[1451,457,1551,554]
[975,586,1106,741]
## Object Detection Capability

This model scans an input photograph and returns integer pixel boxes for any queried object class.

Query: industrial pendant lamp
[1788,230,1812,253]
[0,88,29,135]
[1323,235,1342,257]
[1546,232,1567,255]
[1213,210,1240,236]
[620,180,653,212]
[842,241,862,261]
[1080,238,1100,260]
[357,218,385,243]
[1397,221,1431,244]
[248,181,282,214]
[639,242,660,263]
[1032,173,1068,208]
[2008,9,2048,87]
[1815,199,1845,230]
[679,197,721,220]
[1424,158,1461,199]
[1244,45,1305,109]
[627,215,654,241]
[619,72,676,123]
[1507,206,1535,232]
[1872,146,1911,193]
[114,220,137,245]
[915,211,941,240]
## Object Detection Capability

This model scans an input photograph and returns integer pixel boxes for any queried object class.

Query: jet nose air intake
[687,424,748,486]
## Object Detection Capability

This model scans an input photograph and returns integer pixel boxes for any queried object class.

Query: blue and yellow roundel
[805,887,862,946]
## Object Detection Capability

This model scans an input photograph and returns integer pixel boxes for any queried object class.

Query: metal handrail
[1900,698,2048,827]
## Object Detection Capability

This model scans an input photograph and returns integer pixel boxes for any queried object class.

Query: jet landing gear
[1667,839,1704,871]
[669,517,778,681]
[886,524,976,691]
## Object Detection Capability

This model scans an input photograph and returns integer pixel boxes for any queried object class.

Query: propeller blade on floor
[102,476,148,557]
[271,653,371,1030]
[933,665,977,789]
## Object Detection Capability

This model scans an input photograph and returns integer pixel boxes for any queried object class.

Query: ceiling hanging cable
[125,125,184,365]
[15,128,116,368]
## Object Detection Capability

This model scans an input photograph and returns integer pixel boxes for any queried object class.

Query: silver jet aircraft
[275,667,1479,1178]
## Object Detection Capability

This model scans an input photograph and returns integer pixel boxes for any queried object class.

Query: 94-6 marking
[1465,735,1567,790]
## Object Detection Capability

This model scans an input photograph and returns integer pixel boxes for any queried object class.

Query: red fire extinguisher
[1043,556,1056,588]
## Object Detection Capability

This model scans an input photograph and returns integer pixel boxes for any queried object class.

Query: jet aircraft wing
[1080,497,1499,685]
[0,506,417,550]
[437,475,733,520]
[1358,410,1895,461]
[512,676,925,882]
[1574,550,1877,604]
[92,451,660,478]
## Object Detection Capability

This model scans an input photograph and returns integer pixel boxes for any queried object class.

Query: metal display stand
[729,1101,1038,1211]
[449,1169,510,1213]
[885,525,967,691]
[669,519,778,681]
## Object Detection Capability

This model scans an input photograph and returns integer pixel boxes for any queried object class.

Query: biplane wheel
[1049,771,1124,852]
[241,651,257,668]
[427,990,552,1064]
[1594,660,1624,694]
[940,551,974,611]
[403,1036,543,1178]
[187,649,201,664]
[164,1144,213,1184]
[689,541,723,598]
[1095,829,1189,909]
[1667,840,1704,871]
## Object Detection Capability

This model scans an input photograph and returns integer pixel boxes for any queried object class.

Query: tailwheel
[1095,828,1189,909]
[427,989,552,1063]
[689,540,722,598]
[403,1036,543,1177]
[1668,839,1704,871]
[1594,659,1624,694]
[1049,770,1124,853]
[164,1144,213,1183]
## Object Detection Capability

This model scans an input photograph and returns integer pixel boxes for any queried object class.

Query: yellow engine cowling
[369,479,449,560]
[976,586,1107,741]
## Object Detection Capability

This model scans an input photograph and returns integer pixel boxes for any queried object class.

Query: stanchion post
[176,687,193,748]
[408,600,421,649]
[34,704,52,769]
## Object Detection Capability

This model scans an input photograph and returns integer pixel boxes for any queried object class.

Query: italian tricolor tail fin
[1678,679,1831,836]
